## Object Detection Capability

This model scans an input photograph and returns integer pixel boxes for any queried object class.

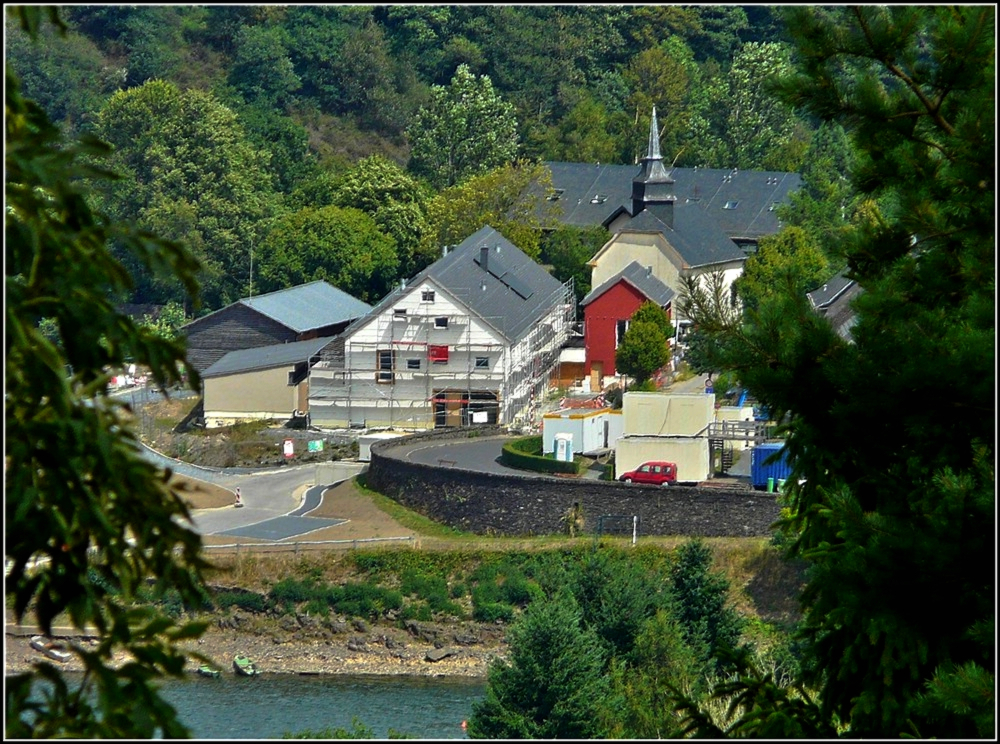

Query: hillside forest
[6,5,856,316]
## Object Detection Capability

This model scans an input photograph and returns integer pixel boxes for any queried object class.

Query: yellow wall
[622,392,714,436]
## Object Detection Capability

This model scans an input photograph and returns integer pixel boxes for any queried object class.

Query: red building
[581,260,674,390]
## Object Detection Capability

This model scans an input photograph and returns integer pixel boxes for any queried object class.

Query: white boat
[29,635,71,663]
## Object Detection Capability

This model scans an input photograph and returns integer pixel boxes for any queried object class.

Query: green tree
[468,591,614,739]
[407,63,519,189]
[608,610,708,739]
[777,121,857,255]
[138,301,188,342]
[94,79,277,308]
[679,6,995,738]
[329,155,432,276]
[570,550,673,661]
[623,41,693,165]
[669,540,745,672]
[255,206,398,303]
[631,300,675,343]
[723,41,807,171]
[421,160,557,266]
[734,226,830,310]
[5,8,210,737]
[615,320,668,387]
[4,14,121,134]
[228,23,301,109]
[540,225,607,305]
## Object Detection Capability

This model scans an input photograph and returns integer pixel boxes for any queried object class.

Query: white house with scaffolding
[309,226,575,430]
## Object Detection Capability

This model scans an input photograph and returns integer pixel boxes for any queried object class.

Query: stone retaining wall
[368,428,780,538]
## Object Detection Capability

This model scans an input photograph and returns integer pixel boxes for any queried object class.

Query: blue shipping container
[751,442,793,489]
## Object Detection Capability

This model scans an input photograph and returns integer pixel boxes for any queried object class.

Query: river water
[17,672,485,739]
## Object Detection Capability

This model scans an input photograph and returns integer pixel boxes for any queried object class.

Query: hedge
[500,435,581,475]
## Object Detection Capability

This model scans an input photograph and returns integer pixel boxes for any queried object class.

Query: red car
[618,461,677,486]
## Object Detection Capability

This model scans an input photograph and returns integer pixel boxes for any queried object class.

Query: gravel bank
[6,614,507,679]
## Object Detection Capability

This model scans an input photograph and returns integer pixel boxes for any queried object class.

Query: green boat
[196,663,221,678]
[232,653,260,677]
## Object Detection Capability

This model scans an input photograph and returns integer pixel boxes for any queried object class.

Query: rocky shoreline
[6,612,506,679]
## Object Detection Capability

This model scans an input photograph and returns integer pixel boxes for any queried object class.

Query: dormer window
[546,189,565,201]
[590,194,607,204]
[723,200,739,210]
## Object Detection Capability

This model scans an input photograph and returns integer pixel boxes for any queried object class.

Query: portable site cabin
[542,408,623,455]
[622,391,715,436]
[614,435,710,485]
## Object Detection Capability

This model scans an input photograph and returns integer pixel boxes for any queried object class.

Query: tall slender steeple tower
[631,106,676,226]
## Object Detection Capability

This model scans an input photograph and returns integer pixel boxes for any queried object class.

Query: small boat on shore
[233,653,260,676]
[197,663,222,678]
[30,635,71,663]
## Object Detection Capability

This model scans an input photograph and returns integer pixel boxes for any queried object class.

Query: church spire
[632,107,675,224]
[647,105,662,161]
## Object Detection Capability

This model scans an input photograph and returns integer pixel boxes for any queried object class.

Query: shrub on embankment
[500,435,583,475]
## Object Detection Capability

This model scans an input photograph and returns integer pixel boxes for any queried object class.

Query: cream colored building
[201,337,332,428]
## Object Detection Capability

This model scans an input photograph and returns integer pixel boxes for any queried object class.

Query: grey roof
[808,270,862,342]
[543,162,801,240]
[240,280,372,332]
[807,270,856,310]
[354,226,568,343]
[623,205,746,267]
[184,280,372,334]
[582,260,676,307]
[202,337,334,378]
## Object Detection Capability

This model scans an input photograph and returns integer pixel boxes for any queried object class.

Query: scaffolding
[309,279,575,430]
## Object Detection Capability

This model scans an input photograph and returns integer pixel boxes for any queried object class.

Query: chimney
[479,245,489,272]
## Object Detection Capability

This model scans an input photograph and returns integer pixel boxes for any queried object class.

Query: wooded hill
[7,6,853,312]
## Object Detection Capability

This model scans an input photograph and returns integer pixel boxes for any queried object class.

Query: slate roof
[582,260,676,308]
[621,205,746,268]
[807,270,857,310]
[543,161,801,240]
[202,337,334,378]
[183,280,372,334]
[352,226,569,343]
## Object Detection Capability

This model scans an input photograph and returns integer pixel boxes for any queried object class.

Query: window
[393,308,407,320]
[435,316,448,329]
[376,350,394,383]
[723,200,739,209]
[421,290,435,302]
[407,358,421,370]
[475,356,489,369]
[428,345,449,364]
[616,319,630,347]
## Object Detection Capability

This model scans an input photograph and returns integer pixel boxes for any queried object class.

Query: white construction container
[542,408,622,454]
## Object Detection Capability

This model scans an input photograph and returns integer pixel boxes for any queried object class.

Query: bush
[325,582,403,619]
[215,590,267,613]
[473,602,514,623]
[269,578,320,604]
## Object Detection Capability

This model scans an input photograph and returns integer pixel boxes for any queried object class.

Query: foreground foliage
[5,8,211,737]
[681,6,994,737]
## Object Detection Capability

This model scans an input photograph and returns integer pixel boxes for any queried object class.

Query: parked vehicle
[233,653,260,676]
[30,635,71,663]
[618,461,677,486]
[751,442,793,490]
[197,663,222,678]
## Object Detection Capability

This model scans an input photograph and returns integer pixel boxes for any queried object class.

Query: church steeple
[631,106,676,225]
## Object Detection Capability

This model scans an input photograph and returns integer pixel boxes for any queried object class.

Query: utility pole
[249,239,253,298]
